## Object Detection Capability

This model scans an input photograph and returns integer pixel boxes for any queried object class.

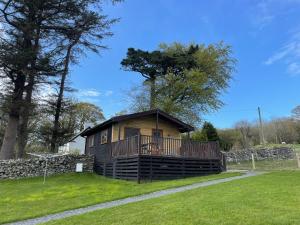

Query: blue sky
[69,0,300,128]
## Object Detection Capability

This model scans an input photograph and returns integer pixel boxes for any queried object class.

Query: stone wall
[223,147,295,163]
[0,154,94,179]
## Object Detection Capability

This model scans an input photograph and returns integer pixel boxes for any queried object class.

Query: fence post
[251,154,256,170]
[296,153,300,169]
[222,153,227,172]
[138,135,141,155]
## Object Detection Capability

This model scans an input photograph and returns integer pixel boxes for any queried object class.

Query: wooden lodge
[81,109,226,182]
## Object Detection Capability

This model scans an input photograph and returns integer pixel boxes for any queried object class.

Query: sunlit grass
[0,172,240,224]
[45,171,300,225]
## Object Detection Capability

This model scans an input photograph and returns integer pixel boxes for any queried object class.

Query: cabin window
[124,127,140,139]
[88,135,95,147]
[100,129,108,144]
[152,129,163,138]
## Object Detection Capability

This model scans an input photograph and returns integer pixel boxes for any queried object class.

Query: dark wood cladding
[95,155,224,181]
[87,133,226,182]
[139,156,222,180]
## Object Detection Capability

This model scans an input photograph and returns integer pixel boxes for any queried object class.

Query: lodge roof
[81,109,194,136]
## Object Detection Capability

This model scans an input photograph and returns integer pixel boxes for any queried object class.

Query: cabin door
[124,128,140,154]
[152,129,163,153]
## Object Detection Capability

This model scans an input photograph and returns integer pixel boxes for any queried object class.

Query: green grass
[0,172,240,224]
[228,159,299,171]
[44,171,300,225]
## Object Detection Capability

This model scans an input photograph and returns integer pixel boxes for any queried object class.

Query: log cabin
[81,109,226,181]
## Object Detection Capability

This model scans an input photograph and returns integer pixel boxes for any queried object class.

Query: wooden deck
[95,135,226,182]
[110,135,222,159]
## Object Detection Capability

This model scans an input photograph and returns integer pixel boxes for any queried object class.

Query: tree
[292,105,300,120]
[0,0,120,158]
[73,102,105,131]
[121,48,169,109]
[235,120,252,149]
[191,122,220,142]
[0,0,78,159]
[125,42,236,125]
[49,5,117,152]
[190,130,207,142]
[218,128,241,151]
[201,122,220,142]
[36,100,104,150]
[157,43,235,124]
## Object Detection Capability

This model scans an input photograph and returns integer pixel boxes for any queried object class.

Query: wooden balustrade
[111,135,221,160]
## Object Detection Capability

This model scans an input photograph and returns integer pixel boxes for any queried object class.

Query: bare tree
[235,120,252,149]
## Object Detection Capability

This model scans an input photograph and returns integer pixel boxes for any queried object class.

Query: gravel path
[6,171,263,225]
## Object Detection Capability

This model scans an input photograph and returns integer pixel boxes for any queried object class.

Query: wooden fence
[111,135,221,160]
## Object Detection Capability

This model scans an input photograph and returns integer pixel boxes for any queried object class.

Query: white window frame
[88,135,95,147]
[100,129,108,144]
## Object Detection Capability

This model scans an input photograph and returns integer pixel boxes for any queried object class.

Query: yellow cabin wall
[111,117,182,142]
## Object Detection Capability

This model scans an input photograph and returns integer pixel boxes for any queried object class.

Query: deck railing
[111,135,222,160]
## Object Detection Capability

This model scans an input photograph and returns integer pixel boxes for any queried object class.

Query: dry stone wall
[223,147,295,163]
[0,155,94,179]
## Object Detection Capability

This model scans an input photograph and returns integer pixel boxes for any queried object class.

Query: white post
[296,153,300,169]
[43,159,48,184]
[251,154,256,170]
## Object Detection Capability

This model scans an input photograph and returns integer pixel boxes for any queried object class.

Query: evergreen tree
[201,122,220,142]
[0,0,120,158]
[124,42,236,125]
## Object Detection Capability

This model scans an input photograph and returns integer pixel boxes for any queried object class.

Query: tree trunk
[0,116,19,159]
[16,19,41,157]
[50,45,73,153]
[149,77,156,109]
[16,75,34,158]
[0,74,26,159]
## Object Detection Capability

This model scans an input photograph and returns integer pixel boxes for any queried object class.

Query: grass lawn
[0,172,240,224]
[227,159,299,171]
[44,171,300,225]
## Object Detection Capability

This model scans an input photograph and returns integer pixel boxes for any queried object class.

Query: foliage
[0,172,240,224]
[121,48,168,108]
[73,102,105,131]
[0,0,120,157]
[34,100,104,149]
[48,1,118,152]
[125,42,236,125]
[201,122,220,141]
[44,172,300,225]
[190,130,207,142]
[292,105,300,120]
[218,128,241,151]
[218,116,300,151]
[191,122,220,142]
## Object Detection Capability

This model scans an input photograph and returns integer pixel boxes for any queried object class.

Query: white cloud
[264,40,300,65]
[250,0,300,31]
[76,89,113,98]
[252,1,275,30]
[287,62,300,76]
[78,97,100,104]
[264,30,300,76]
[77,89,101,97]
[74,89,113,104]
